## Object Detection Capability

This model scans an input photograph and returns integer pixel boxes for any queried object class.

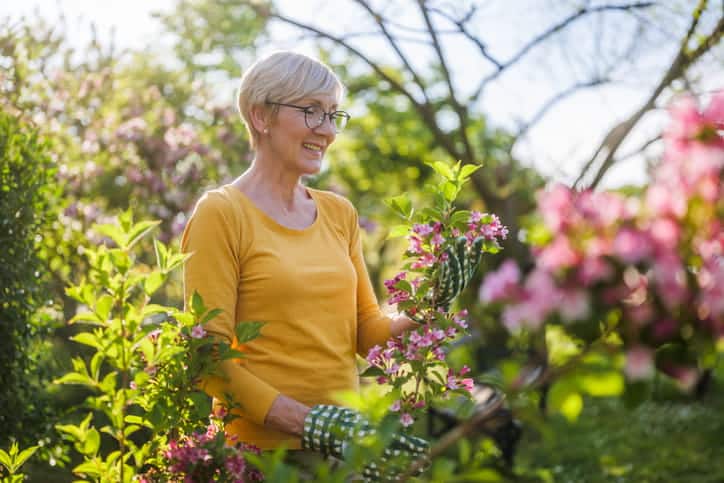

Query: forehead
[297,93,339,109]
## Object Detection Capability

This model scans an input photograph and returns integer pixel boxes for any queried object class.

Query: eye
[304,105,323,117]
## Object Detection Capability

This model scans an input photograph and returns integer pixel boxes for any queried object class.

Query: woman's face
[265,92,338,176]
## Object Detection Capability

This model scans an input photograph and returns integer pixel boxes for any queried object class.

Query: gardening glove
[435,235,485,308]
[302,404,429,481]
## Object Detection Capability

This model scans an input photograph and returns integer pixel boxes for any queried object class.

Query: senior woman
[181,51,476,479]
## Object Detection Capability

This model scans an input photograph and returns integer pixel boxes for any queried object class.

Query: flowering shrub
[364,161,508,423]
[480,92,723,392]
[139,413,262,483]
[55,212,262,482]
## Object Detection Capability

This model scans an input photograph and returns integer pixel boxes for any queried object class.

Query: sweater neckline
[225,184,322,235]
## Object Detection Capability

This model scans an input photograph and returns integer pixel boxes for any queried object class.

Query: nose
[314,114,337,141]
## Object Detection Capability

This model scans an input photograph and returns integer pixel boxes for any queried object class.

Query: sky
[2,0,721,189]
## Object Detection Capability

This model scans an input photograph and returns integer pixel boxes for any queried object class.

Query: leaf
[70,333,100,350]
[189,391,212,419]
[54,373,97,388]
[73,461,103,477]
[126,220,161,250]
[387,224,410,239]
[124,415,154,430]
[393,279,413,293]
[143,271,165,297]
[579,371,624,397]
[191,291,206,316]
[0,448,12,471]
[108,249,131,275]
[81,428,100,456]
[429,161,455,180]
[201,308,224,325]
[68,311,102,325]
[360,365,385,378]
[384,194,413,219]
[548,379,583,422]
[96,294,114,321]
[154,238,168,270]
[235,321,265,343]
[441,181,458,202]
[93,223,124,248]
[460,164,482,179]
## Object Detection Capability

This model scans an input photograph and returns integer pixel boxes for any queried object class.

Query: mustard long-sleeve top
[181,184,392,449]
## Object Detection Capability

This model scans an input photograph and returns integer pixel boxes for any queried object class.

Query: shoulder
[190,185,240,221]
[308,188,357,218]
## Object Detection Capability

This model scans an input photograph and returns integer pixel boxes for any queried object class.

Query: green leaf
[548,379,583,422]
[387,224,410,239]
[201,308,224,325]
[68,311,102,325]
[0,448,12,471]
[235,321,265,343]
[54,373,97,388]
[189,391,212,419]
[96,294,114,321]
[81,428,100,456]
[73,461,103,477]
[191,291,206,316]
[143,271,165,297]
[460,164,482,179]
[429,161,455,180]
[108,249,131,275]
[360,365,386,378]
[579,371,624,397]
[124,415,154,430]
[384,194,413,219]
[93,223,125,248]
[393,279,413,293]
[70,333,100,350]
[126,220,161,250]
[154,238,169,270]
[441,181,458,202]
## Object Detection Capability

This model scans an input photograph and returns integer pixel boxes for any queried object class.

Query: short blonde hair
[237,51,344,149]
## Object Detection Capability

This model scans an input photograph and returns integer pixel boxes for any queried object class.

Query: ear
[249,104,270,135]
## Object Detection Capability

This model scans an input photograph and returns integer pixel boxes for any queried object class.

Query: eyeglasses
[266,101,351,132]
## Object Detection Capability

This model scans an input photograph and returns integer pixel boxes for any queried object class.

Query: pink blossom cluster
[366,310,473,425]
[479,92,724,388]
[160,423,262,483]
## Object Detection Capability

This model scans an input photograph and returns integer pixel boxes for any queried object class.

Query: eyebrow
[298,99,340,110]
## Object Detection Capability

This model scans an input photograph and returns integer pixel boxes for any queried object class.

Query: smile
[302,142,323,152]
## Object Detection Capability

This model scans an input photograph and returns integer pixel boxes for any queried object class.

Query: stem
[118,280,127,483]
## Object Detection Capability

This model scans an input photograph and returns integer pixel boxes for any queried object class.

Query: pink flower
[624,346,654,381]
[538,237,580,271]
[558,289,590,322]
[479,260,520,303]
[190,324,207,339]
[460,378,474,392]
[537,184,573,232]
[412,223,434,236]
[366,345,383,364]
[390,400,401,412]
[613,228,652,264]
[400,413,414,427]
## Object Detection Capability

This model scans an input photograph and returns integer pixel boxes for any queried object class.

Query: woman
[181,51,478,478]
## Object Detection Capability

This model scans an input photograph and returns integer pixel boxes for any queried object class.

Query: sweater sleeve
[181,192,280,425]
[348,205,392,357]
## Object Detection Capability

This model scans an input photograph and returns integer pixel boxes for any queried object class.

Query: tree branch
[516,78,608,138]
[577,0,723,189]
[417,0,476,166]
[352,0,430,103]
[471,2,655,102]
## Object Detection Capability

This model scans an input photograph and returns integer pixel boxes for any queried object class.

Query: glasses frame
[265,101,351,133]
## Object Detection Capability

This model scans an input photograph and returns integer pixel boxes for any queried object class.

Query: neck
[235,156,307,210]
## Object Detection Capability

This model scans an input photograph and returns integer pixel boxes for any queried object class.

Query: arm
[264,395,311,437]
[182,192,279,426]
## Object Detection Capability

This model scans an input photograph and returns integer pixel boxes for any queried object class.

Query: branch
[577,0,723,189]
[417,0,477,165]
[516,78,608,138]
[471,2,655,102]
[352,0,430,103]
[427,5,503,69]
[243,2,467,166]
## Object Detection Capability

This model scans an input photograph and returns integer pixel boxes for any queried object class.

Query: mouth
[302,142,324,153]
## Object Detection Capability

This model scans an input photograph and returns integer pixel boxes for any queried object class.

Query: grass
[515,368,724,483]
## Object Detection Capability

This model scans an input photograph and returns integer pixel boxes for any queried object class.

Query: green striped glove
[435,236,485,309]
[302,405,429,481]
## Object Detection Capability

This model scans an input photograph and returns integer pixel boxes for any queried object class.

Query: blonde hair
[237,51,344,149]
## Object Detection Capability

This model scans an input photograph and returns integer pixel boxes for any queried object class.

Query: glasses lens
[333,113,349,132]
[305,106,325,129]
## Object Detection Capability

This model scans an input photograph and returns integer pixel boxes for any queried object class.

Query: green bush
[0,109,56,445]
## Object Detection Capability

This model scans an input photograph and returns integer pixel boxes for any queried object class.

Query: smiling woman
[180,51,428,479]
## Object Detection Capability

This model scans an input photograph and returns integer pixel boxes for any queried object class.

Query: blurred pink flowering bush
[364,161,508,424]
[480,92,723,391]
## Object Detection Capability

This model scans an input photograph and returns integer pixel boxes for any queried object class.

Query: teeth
[303,143,322,151]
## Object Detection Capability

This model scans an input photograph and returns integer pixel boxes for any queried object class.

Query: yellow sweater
[181,184,392,449]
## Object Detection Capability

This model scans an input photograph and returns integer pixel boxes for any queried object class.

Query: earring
[263,128,269,134]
